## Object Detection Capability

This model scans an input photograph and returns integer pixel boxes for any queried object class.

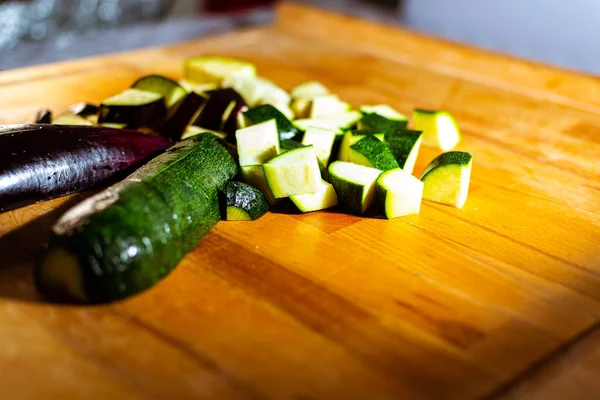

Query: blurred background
[1,0,599,74]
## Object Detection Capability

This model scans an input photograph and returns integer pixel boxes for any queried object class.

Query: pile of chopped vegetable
[34,55,473,220]
[14,55,476,303]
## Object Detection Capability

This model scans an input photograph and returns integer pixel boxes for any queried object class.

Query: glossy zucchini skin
[244,104,303,142]
[0,124,171,213]
[36,133,237,304]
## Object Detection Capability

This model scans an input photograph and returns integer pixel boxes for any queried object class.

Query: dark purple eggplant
[205,88,245,105]
[160,91,206,141]
[0,124,171,213]
[222,103,245,137]
[98,89,167,127]
[35,109,52,124]
[193,88,245,131]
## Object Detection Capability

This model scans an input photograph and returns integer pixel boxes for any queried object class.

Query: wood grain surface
[1,2,600,399]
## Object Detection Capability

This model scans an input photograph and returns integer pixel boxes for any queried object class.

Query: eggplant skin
[160,91,206,141]
[0,124,171,213]
[193,88,246,131]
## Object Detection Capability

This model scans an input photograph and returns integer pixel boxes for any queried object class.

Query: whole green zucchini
[35,133,237,304]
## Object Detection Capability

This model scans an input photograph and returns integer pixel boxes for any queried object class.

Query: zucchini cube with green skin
[290,179,338,213]
[348,135,399,171]
[244,104,302,142]
[263,146,322,198]
[328,161,382,214]
[310,94,352,118]
[338,130,385,162]
[184,56,256,85]
[280,139,328,179]
[385,130,423,175]
[293,111,361,133]
[412,109,461,151]
[235,119,280,166]
[360,104,407,122]
[421,151,472,209]
[358,113,408,135]
[376,168,423,219]
[131,75,188,109]
[224,181,269,221]
[240,165,281,206]
[302,127,337,166]
[270,102,295,121]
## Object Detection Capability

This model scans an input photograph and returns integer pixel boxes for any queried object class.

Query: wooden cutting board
[1,3,599,399]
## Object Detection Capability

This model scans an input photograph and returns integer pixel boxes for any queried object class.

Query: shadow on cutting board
[0,194,90,303]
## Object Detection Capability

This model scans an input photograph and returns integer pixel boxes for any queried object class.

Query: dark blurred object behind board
[204,0,277,13]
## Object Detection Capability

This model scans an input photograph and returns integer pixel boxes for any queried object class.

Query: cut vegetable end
[185,56,256,84]
[178,79,219,93]
[290,180,338,213]
[436,113,461,151]
[235,119,280,166]
[224,181,269,220]
[302,127,336,166]
[264,146,322,198]
[412,109,461,151]
[293,111,361,133]
[422,161,472,208]
[103,88,163,106]
[329,161,381,214]
[310,95,351,118]
[225,206,253,221]
[402,136,422,174]
[99,88,167,126]
[37,247,87,302]
[377,168,423,218]
[330,161,382,186]
[131,75,187,109]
